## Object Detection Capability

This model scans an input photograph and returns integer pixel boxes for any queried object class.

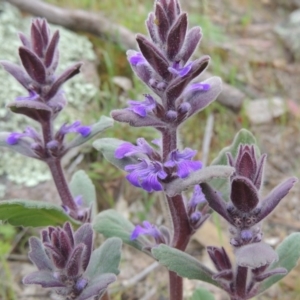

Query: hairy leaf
[259,233,300,294]
[152,244,218,286]
[86,237,122,277]
[93,138,140,171]
[70,170,96,216]
[93,209,150,252]
[165,165,234,196]
[0,200,78,227]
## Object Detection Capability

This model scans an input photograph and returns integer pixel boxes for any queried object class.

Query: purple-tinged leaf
[235,242,278,269]
[18,32,31,48]
[31,22,44,57]
[253,154,267,190]
[258,177,297,222]
[45,30,60,68]
[19,47,46,84]
[165,56,210,103]
[0,61,32,89]
[200,182,232,224]
[146,13,159,43]
[7,100,52,122]
[207,246,232,272]
[180,27,202,63]
[186,77,222,118]
[74,223,93,271]
[58,230,72,260]
[254,268,286,282]
[136,34,170,79]
[23,270,65,287]
[28,237,53,271]
[111,109,166,128]
[41,19,50,46]
[167,0,179,24]
[167,13,187,60]
[155,2,169,43]
[230,177,259,213]
[46,62,82,100]
[66,244,85,277]
[236,150,256,180]
[76,274,117,300]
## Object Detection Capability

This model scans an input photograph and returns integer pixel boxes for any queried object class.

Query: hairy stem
[162,127,192,300]
[42,121,77,213]
[46,157,77,211]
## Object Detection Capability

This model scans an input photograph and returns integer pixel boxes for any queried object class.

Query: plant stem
[47,157,77,211]
[169,271,183,300]
[42,121,77,213]
[162,127,192,300]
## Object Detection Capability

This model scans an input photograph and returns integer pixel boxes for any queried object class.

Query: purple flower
[131,221,161,240]
[127,94,156,117]
[164,148,202,178]
[60,121,91,137]
[16,90,39,101]
[168,61,193,77]
[186,82,211,92]
[127,51,146,66]
[115,138,154,159]
[188,185,206,211]
[6,126,41,145]
[125,159,167,192]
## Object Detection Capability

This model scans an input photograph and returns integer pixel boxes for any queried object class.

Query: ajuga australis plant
[0,1,299,300]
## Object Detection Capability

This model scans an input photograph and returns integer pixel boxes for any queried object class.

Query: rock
[245,97,287,124]
[0,2,99,188]
[275,9,300,61]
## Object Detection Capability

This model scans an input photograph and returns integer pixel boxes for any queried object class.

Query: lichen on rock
[0,2,100,187]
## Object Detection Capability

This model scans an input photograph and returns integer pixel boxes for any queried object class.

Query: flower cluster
[23,222,117,300]
[201,145,297,248]
[111,0,222,129]
[115,138,202,192]
[1,19,91,160]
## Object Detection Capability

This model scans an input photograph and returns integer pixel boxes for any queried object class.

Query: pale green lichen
[0,3,99,187]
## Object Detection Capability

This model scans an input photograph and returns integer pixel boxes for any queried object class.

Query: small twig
[122,261,160,288]
[202,113,214,167]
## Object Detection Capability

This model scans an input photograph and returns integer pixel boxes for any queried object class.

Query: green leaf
[93,209,150,252]
[0,199,79,227]
[70,170,97,215]
[65,116,114,150]
[93,137,140,171]
[152,244,218,287]
[259,233,300,294]
[191,288,215,300]
[165,165,234,197]
[209,129,258,200]
[85,237,122,278]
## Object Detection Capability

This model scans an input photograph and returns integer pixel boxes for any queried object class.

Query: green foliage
[0,200,79,227]
[70,170,97,217]
[152,244,218,287]
[86,237,122,277]
[93,209,150,252]
[259,233,300,294]
[191,288,215,300]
